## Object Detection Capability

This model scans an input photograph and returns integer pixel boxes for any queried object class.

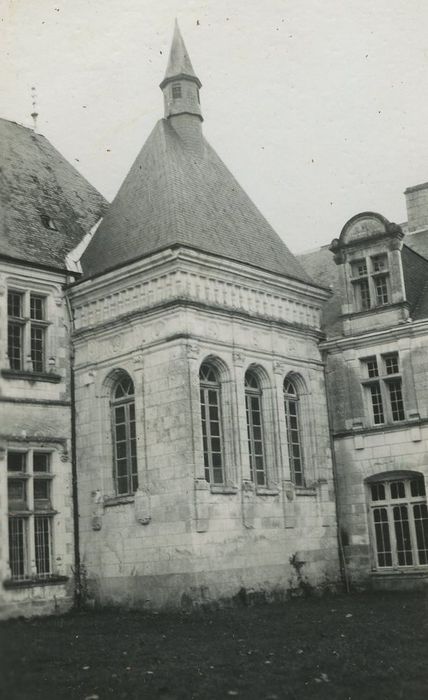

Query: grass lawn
[0,591,427,699]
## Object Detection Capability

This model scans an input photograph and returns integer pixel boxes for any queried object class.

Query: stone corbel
[186,341,200,361]
[282,479,296,529]
[242,479,255,529]
[133,350,145,368]
[232,351,245,367]
[273,360,287,375]
[91,489,104,531]
[134,487,151,525]
[194,477,210,532]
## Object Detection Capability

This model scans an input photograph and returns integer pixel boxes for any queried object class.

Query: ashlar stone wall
[70,249,340,609]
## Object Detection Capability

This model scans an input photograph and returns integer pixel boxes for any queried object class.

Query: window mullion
[204,387,214,479]
[246,393,255,480]
[407,502,419,566]
[387,503,399,568]
[125,401,132,494]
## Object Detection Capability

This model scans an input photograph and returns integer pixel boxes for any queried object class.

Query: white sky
[2,0,428,252]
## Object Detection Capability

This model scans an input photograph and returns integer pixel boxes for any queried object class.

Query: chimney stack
[405,182,428,233]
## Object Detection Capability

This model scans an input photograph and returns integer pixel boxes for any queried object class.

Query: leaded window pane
[8,291,23,318]
[245,371,266,486]
[111,374,138,495]
[284,379,304,486]
[373,507,392,567]
[8,517,27,580]
[370,476,428,569]
[30,325,45,372]
[30,294,45,320]
[34,516,51,576]
[393,505,413,565]
[199,364,224,485]
[388,379,405,421]
[369,383,384,424]
[414,503,428,565]
[8,321,23,370]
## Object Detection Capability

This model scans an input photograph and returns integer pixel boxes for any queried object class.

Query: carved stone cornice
[71,267,322,333]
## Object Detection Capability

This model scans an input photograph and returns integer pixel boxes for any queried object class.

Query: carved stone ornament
[133,351,144,366]
[111,334,123,352]
[186,342,200,360]
[232,351,245,367]
[273,360,287,375]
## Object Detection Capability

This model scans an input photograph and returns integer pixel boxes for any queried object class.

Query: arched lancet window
[367,473,428,569]
[111,373,138,495]
[245,370,266,486]
[199,363,224,484]
[283,378,305,486]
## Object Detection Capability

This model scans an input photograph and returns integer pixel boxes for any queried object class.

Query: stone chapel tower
[68,24,340,608]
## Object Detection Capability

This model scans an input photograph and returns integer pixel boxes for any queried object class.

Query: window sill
[1,369,62,383]
[103,494,135,508]
[3,574,69,590]
[256,487,280,497]
[295,486,317,497]
[210,485,238,495]
[370,568,428,577]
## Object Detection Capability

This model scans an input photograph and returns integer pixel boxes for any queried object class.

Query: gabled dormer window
[350,253,390,311]
[171,82,182,99]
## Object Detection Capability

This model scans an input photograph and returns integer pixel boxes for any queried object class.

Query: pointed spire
[160,20,201,89]
[160,21,203,126]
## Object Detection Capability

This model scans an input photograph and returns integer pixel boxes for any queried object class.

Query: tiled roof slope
[81,119,314,285]
[298,230,428,336]
[0,118,108,270]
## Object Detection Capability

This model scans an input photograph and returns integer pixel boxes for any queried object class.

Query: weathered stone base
[0,583,73,620]
[370,572,428,592]
[85,560,341,611]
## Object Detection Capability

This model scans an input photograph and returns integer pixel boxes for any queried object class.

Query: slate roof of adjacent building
[81,118,316,284]
[0,118,108,271]
[298,229,428,337]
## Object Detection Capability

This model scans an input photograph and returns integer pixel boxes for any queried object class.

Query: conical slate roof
[160,20,201,88]
[0,118,108,270]
[81,119,314,284]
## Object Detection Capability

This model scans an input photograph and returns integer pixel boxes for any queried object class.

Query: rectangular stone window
[7,450,55,582]
[7,289,49,373]
[368,475,428,569]
[361,352,405,425]
[350,253,390,311]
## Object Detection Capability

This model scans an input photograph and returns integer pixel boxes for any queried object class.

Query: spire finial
[160,22,203,123]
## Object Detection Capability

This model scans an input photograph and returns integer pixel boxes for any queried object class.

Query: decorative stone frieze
[71,266,322,333]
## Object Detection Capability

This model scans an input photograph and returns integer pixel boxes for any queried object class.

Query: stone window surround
[349,252,391,312]
[190,350,319,496]
[1,277,62,381]
[2,444,68,587]
[89,351,320,513]
[94,363,146,505]
[365,470,428,572]
[360,351,406,427]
